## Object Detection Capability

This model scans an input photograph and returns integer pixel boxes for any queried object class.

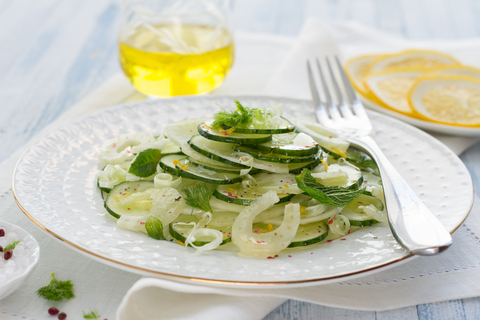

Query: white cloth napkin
[117,19,480,319]
[3,19,480,320]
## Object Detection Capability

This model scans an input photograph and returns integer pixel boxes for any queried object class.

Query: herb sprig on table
[36,272,75,301]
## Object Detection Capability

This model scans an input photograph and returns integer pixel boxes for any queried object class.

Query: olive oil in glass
[119,22,234,97]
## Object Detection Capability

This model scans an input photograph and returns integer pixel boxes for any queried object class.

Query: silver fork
[307,56,452,256]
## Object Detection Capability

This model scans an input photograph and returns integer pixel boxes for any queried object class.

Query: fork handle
[352,135,452,255]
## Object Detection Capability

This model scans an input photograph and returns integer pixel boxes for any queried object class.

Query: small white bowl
[0,220,40,300]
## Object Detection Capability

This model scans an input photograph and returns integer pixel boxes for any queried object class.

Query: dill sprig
[83,310,101,319]
[36,272,75,302]
[212,100,254,128]
[4,240,20,251]
[182,182,220,212]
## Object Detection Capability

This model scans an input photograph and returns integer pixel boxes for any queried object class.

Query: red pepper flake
[310,252,313,254]
[340,238,346,241]
[328,219,334,225]
[163,195,165,197]
[329,136,332,139]
[128,208,130,210]
[253,229,259,234]
[226,192,237,198]
[305,145,310,148]
[112,143,117,147]
[288,255,292,258]
[267,256,275,259]
[348,230,351,234]
[140,222,145,225]
[327,240,333,243]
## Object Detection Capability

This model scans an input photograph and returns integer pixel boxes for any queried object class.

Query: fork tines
[307,56,367,124]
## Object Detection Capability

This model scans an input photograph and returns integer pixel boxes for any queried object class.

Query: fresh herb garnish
[36,273,75,301]
[183,182,220,212]
[295,169,365,206]
[321,146,377,170]
[83,310,100,319]
[145,216,165,240]
[4,240,19,251]
[347,150,377,170]
[212,100,255,128]
[128,148,162,177]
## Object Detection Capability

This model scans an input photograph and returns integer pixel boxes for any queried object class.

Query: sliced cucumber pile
[98,102,383,254]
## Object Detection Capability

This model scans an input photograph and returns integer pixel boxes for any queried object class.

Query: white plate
[12,96,474,288]
[361,96,480,137]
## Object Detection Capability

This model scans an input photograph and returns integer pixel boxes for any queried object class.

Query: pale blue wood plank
[232,0,280,33]
[445,0,480,38]
[263,300,376,320]
[417,300,466,320]
[463,296,480,320]
[376,306,419,320]
[277,0,305,36]
[375,0,404,36]
[349,0,377,28]
[423,0,456,39]
[398,0,433,39]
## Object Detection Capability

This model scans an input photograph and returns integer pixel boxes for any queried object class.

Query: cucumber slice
[97,160,131,193]
[189,135,290,173]
[288,222,329,247]
[165,117,209,147]
[234,145,316,164]
[159,154,243,185]
[169,222,232,246]
[188,158,261,174]
[220,117,295,134]
[198,122,272,144]
[310,164,363,188]
[345,194,384,211]
[320,146,377,170]
[341,211,379,227]
[161,139,182,155]
[181,142,246,169]
[104,181,155,219]
[214,184,296,206]
[293,119,350,153]
[247,133,319,157]
[288,159,322,174]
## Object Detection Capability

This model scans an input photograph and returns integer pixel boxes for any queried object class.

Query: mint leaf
[295,169,365,206]
[4,240,20,251]
[128,148,162,177]
[145,216,165,240]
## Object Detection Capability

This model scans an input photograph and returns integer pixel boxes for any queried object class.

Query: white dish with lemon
[346,50,480,136]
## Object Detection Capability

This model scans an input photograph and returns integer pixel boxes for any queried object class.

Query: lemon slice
[427,65,480,80]
[409,75,480,126]
[368,49,459,73]
[364,68,426,115]
[345,54,384,98]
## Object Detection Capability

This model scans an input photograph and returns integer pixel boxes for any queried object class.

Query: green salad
[97,100,386,258]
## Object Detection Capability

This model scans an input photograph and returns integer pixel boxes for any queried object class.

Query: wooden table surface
[2,1,480,319]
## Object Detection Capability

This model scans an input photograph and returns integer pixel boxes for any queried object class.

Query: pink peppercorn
[58,312,67,319]
[4,250,13,260]
[0,229,4,237]
[48,307,59,315]
[0,245,3,252]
